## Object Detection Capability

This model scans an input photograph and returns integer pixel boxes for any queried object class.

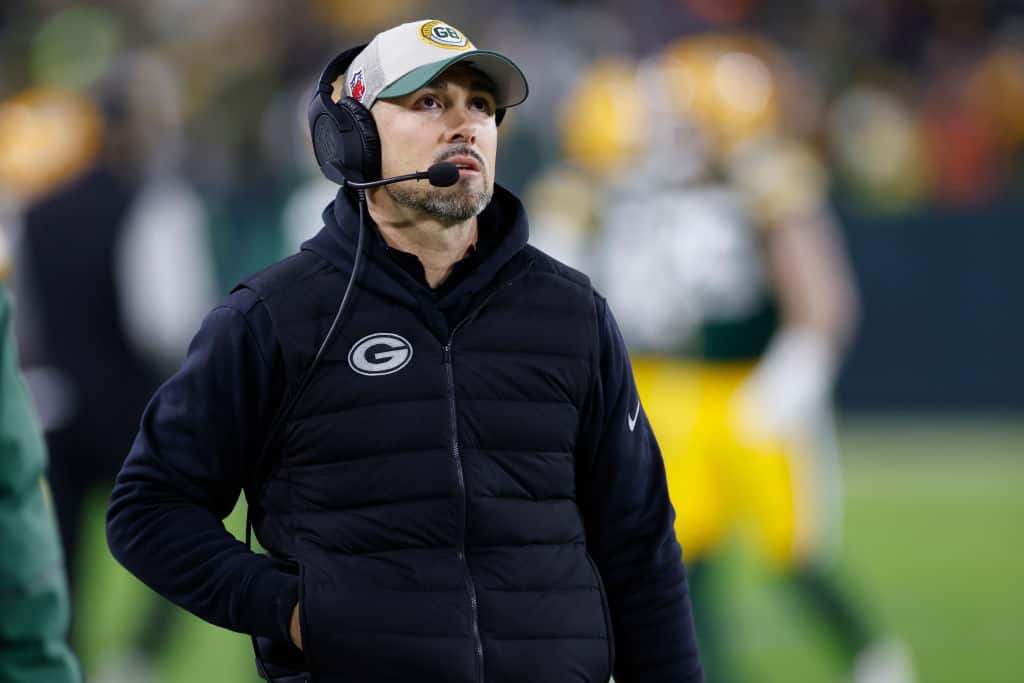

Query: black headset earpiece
[308,44,382,185]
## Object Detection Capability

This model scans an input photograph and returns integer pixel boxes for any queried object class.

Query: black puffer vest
[243,187,615,683]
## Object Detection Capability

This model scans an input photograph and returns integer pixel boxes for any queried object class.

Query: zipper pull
[442,344,451,364]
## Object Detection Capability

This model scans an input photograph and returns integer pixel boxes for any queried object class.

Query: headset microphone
[426,162,461,187]
[342,161,460,189]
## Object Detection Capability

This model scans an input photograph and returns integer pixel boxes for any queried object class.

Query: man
[0,279,81,683]
[106,19,702,683]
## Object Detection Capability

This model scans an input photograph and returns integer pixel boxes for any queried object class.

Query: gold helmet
[0,88,103,201]
[558,58,651,177]
[656,32,798,154]
[969,44,1024,152]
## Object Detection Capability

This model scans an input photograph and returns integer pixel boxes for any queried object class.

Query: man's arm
[576,294,703,683]
[767,210,859,351]
[106,289,297,643]
[730,137,859,437]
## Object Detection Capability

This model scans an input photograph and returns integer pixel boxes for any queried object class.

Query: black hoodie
[107,185,702,682]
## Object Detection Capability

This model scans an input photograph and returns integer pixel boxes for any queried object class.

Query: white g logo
[348,333,413,376]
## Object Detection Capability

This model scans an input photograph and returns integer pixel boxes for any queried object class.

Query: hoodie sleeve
[106,288,297,644]
[576,293,703,683]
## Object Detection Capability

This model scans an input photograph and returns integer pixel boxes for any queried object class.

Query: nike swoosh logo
[628,400,641,432]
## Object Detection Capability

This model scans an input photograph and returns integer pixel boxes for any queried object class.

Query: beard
[384,172,492,223]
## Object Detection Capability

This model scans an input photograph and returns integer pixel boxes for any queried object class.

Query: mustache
[435,145,486,170]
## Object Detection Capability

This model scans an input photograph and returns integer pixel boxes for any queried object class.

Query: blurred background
[0,1,1021,682]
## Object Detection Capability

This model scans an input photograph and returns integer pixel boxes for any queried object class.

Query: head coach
[106,19,703,683]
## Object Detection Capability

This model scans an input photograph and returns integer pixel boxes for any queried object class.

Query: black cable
[250,190,369,682]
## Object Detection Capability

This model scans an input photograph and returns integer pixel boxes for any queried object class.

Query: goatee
[385,178,492,223]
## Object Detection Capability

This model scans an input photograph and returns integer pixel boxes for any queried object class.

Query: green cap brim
[377,50,529,108]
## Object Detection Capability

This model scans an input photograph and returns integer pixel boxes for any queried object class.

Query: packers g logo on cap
[419,20,473,50]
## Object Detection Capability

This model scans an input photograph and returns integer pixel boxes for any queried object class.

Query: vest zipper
[441,261,532,683]
[443,341,483,683]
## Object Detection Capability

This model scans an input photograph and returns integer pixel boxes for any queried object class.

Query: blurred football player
[528,34,914,683]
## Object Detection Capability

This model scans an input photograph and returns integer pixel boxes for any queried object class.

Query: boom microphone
[426,162,461,187]
[344,162,460,189]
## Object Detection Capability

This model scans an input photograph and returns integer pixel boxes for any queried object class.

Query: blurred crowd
[0,0,1019,373]
[1,1,1022,228]
[0,1,1021,682]
[1,0,1022,394]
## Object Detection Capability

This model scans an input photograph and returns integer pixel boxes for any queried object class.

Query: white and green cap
[343,19,528,110]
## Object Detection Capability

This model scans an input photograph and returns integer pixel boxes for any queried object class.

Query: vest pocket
[298,561,318,673]
[585,552,616,680]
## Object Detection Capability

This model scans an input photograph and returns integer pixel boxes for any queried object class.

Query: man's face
[372,64,499,222]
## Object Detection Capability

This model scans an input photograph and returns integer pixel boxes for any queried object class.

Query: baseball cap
[343,19,529,111]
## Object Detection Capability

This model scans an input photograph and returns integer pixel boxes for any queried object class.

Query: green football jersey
[0,286,81,683]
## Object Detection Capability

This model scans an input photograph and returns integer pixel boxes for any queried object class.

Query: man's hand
[290,603,303,650]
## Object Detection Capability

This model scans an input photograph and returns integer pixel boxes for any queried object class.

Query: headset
[308,44,380,187]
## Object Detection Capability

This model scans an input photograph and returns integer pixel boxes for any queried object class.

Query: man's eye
[418,95,440,108]
[471,97,495,114]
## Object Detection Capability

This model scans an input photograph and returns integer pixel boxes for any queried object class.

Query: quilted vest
[242,201,615,682]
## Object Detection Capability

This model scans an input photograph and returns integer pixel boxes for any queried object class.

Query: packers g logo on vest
[348,333,413,376]
[419,21,473,50]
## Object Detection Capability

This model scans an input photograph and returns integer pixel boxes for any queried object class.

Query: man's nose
[444,107,478,144]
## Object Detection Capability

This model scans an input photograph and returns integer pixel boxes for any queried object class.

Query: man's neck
[366,189,478,289]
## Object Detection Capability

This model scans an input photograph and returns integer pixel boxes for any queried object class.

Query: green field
[73,416,1024,682]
